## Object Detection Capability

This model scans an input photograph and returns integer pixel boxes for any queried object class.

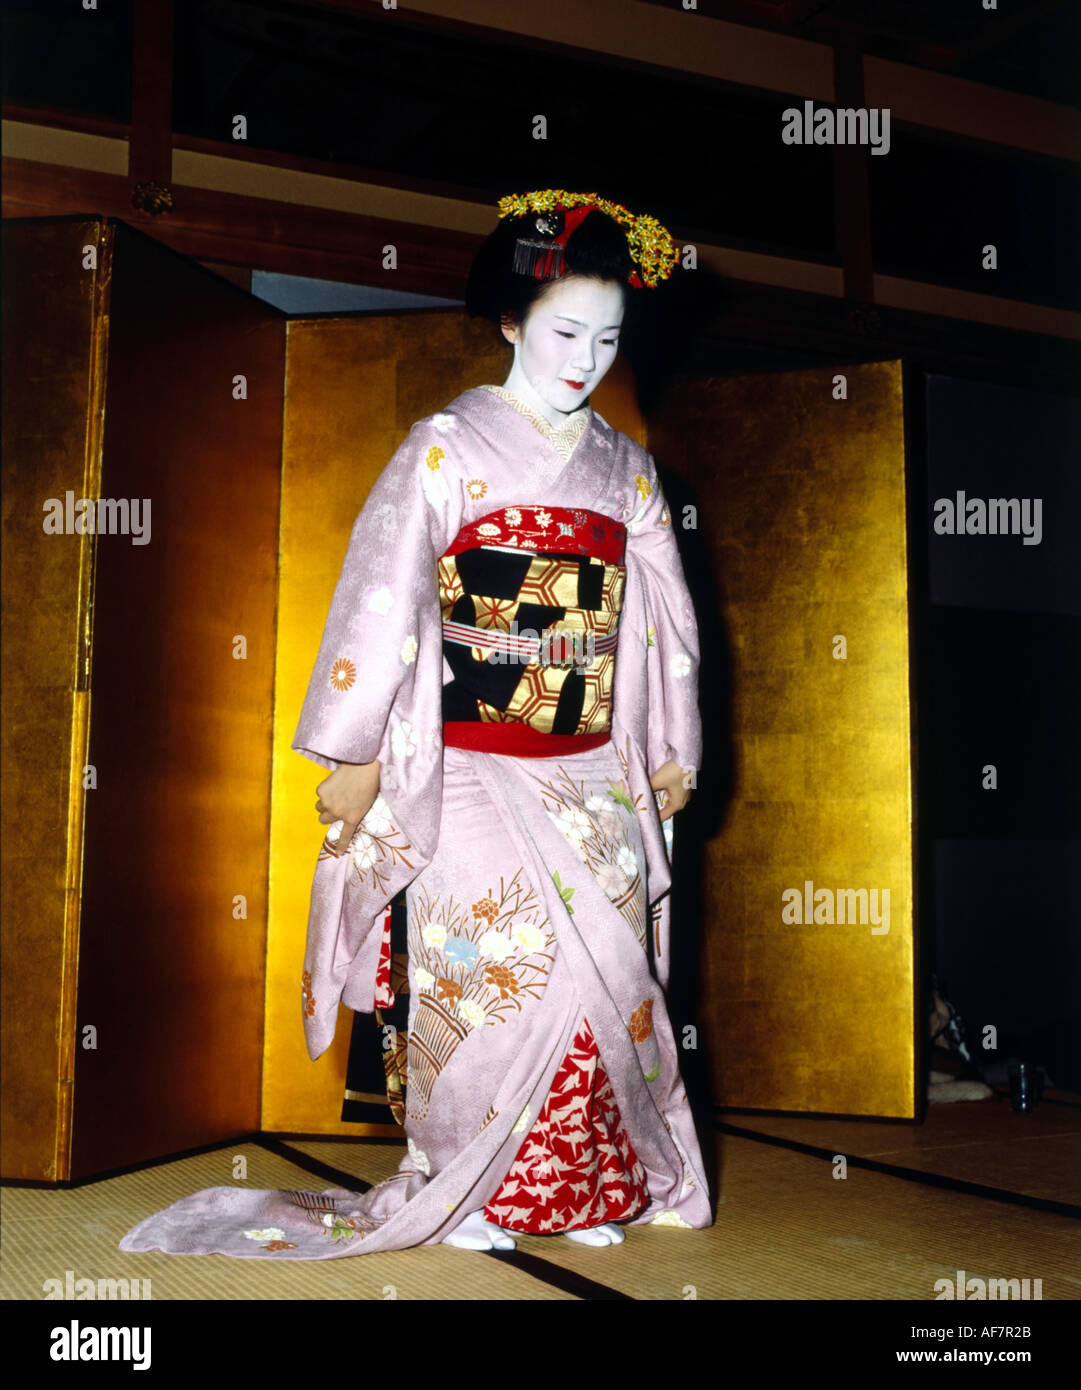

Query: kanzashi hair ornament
[498,189,679,290]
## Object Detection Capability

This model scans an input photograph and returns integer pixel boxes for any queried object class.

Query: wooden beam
[832,43,874,305]
[4,158,1075,393]
[129,0,174,191]
[0,157,477,298]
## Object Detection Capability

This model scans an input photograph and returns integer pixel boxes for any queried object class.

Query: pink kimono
[120,384,711,1259]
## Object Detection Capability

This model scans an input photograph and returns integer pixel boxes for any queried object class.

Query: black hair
[465,207,636,334]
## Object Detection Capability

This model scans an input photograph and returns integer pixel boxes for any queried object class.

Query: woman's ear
[499,315,519,346]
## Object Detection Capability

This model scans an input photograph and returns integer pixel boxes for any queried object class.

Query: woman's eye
[554,330,618,345]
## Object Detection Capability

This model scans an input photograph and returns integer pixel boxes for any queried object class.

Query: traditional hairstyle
[465,189,678,334]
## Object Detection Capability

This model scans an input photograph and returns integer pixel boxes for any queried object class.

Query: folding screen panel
[2,218,104,1182]
[68,222,285,1177]
[2,217,284,1179]
[647,362,917,1117]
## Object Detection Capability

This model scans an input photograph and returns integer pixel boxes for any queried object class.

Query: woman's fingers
[336,817,361,848]
[656,783,692,822]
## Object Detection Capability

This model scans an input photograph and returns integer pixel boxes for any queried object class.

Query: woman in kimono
[120,190,711,1262]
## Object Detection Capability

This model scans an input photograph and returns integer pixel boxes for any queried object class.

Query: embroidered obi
[439,505,627,757]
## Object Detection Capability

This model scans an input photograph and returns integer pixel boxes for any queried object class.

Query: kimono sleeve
[624,452,703,779]
[291,423,460,771]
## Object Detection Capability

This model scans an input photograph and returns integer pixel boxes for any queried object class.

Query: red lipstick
[563,379,585,390]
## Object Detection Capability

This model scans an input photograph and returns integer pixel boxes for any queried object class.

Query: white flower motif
[350,831,378,873]
[595,861,629,899]
[327,818,345,845]
[414,967,435,990]
[421,465,449,508]
[511,921,546,953]
[547,814,589,863]
[512,1104,531,1134]
[504,507,522,526]
[422,921,446,949]
[401,633,417,664]
[616,844,638,877]
[390,720,417,758]
[651,1210,691,1228]
[430,413,457,433]
[477,522,501,538]
[478,929,513,961]
[365,585,393,615]
[459,998,487,1028]
[243,1227,286,1241]
[407,1137,431,1175]
[361,796,394,836]
[585,795,619,836]
[669,652,692,678]
[550,805,593,846]
[534,509,552,528]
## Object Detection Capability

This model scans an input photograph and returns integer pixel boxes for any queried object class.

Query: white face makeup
[500,275,625,427]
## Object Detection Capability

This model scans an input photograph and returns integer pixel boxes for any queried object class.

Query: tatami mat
[286,1133,1080,1300]
[4,1117,1078,1300]
[0,1144,573,1302]
[720,1091,1081,1206]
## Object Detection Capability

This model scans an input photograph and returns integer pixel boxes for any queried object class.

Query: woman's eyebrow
[553,315,622,330]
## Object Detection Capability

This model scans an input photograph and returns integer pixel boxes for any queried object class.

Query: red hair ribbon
[532,204,596,282]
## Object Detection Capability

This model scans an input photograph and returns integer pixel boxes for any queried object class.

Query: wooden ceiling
[637,0,1079,108]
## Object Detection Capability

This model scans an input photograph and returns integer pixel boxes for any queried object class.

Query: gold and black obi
[439,505,627,757]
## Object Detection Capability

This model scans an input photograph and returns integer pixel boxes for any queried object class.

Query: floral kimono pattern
[119,384,710,1260]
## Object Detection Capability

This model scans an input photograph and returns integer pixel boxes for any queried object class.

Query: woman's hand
[649,759,694,823]
[315,760,381,850]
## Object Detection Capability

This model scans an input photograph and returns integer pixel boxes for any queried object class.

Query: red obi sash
[442,722,612,757]
[439,504,626,757]
[443,503,626,565]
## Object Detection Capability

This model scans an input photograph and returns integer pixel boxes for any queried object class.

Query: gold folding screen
[647,363,916,1117]
[2,219,103,1182]
[2,218,283,1180]
[3,218,914,1184]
